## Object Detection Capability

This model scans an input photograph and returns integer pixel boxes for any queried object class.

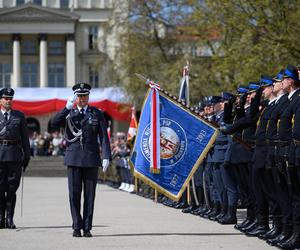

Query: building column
[12,34,21,88]
[66,34,76,87]
[39,34,48,87]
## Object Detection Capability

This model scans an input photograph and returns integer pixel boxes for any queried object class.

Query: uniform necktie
[80,109,85,120]
[4,112,8,121]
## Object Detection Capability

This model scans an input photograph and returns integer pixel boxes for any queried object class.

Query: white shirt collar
[77,105,88,113]
[1,109,11,115]
[288,88,299,100]
[268,98,277,105]
[275,93,285,103]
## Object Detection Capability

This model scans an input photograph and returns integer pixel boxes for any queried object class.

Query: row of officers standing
[169,64,300,250]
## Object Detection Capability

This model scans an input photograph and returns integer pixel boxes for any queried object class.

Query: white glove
[66,94,77,110]
[102,159,110,172]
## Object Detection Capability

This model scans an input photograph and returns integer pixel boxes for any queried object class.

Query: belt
[294,140,300,146]
[255,141,268,146]
[266,139,278,144]
[0,139,20,145]
[215,141,227,146]
[278,140,291,147]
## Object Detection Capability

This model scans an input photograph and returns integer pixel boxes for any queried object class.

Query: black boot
[191,205,203,215]
[182,187,196,213]
[191,186,205,215]
[198,205,210,217]
[208,202,221,221]
[267,224,293,246]
[219,206,237,225]
[240,219,259,233]
[245,215,269,237]
[258,217,282,240]
[6,195,16,229]
[203,202,216,219]
[0,212,5,229]
[0,192,5,229]
[182,205,197,213]
[278,225,300,249]
[234,208,255,231]
[175,191,188,209]
[216,204,228,222]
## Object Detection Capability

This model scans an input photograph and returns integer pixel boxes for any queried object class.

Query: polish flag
[127,107,138,142]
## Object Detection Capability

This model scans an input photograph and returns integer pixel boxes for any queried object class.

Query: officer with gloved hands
[51,83,111,238]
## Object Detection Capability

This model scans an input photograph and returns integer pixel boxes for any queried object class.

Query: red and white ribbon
[147,80,161,174]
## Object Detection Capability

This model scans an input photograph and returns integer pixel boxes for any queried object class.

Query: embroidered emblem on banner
[141,118,187,167]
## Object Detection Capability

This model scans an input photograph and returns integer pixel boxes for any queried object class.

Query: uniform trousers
[67,166,98,231]
[212,163,227,204]
[221,164,238,206]
[0,162,22,215]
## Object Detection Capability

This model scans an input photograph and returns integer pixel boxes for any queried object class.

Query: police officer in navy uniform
[0,88,30,229]
[51,83,111,237]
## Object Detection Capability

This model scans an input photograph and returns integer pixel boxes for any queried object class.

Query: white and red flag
[147,80,161,174]
[127,107,138,142]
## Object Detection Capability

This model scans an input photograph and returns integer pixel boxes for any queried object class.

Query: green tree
[189,0,300,90]
[119,0,300,108]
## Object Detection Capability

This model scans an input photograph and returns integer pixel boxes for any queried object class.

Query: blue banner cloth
[130,90,218,200]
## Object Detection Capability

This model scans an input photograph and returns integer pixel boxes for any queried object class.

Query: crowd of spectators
[29,131,66,157]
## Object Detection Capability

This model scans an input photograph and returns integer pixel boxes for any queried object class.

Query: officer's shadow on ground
[92,232,243,237]
[16,225,108,231]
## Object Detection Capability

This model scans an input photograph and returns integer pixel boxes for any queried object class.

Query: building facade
[0,0,126,88]
[0,0,129,134]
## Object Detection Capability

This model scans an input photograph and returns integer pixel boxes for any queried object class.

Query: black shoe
[215,212,226,222]
[0,219,5,229]
[182,206,196,214]
[72,229,82,237]
[198,206,209,217]
[174,201,188,209]
[278,232,300,249]
[190,206,202,215]
[218,206,237,225]
[245,225,269,237]
[258,226,281,240]
[240,220,258,233]
[6,218,16,229]
[83,230,93,237]
[218,215,237,225]
[202,208,213,218]
[267,232,292,246]
[234,219,252,231]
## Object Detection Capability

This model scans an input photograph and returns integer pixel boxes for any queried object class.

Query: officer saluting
[0,88,30,229]
[51,83,111,238]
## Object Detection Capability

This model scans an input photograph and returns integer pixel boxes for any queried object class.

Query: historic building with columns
[0,0,129,134]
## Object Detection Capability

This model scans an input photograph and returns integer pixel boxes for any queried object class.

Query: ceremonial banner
[130,90,218,201]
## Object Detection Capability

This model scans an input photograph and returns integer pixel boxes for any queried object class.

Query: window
[60,0,69,8]
[0,41,12,54]
[88,26,98,50]
[22,40,37,54]
[48,63,65,87]
[0,64,12,88]
[16,0,25,6]
[33,0,42,5]
[89,66,99,88]
[22,63,37,87]
[48,41,64,55]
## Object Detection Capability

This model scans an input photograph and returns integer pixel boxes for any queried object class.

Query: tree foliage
[118,0,300,108]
